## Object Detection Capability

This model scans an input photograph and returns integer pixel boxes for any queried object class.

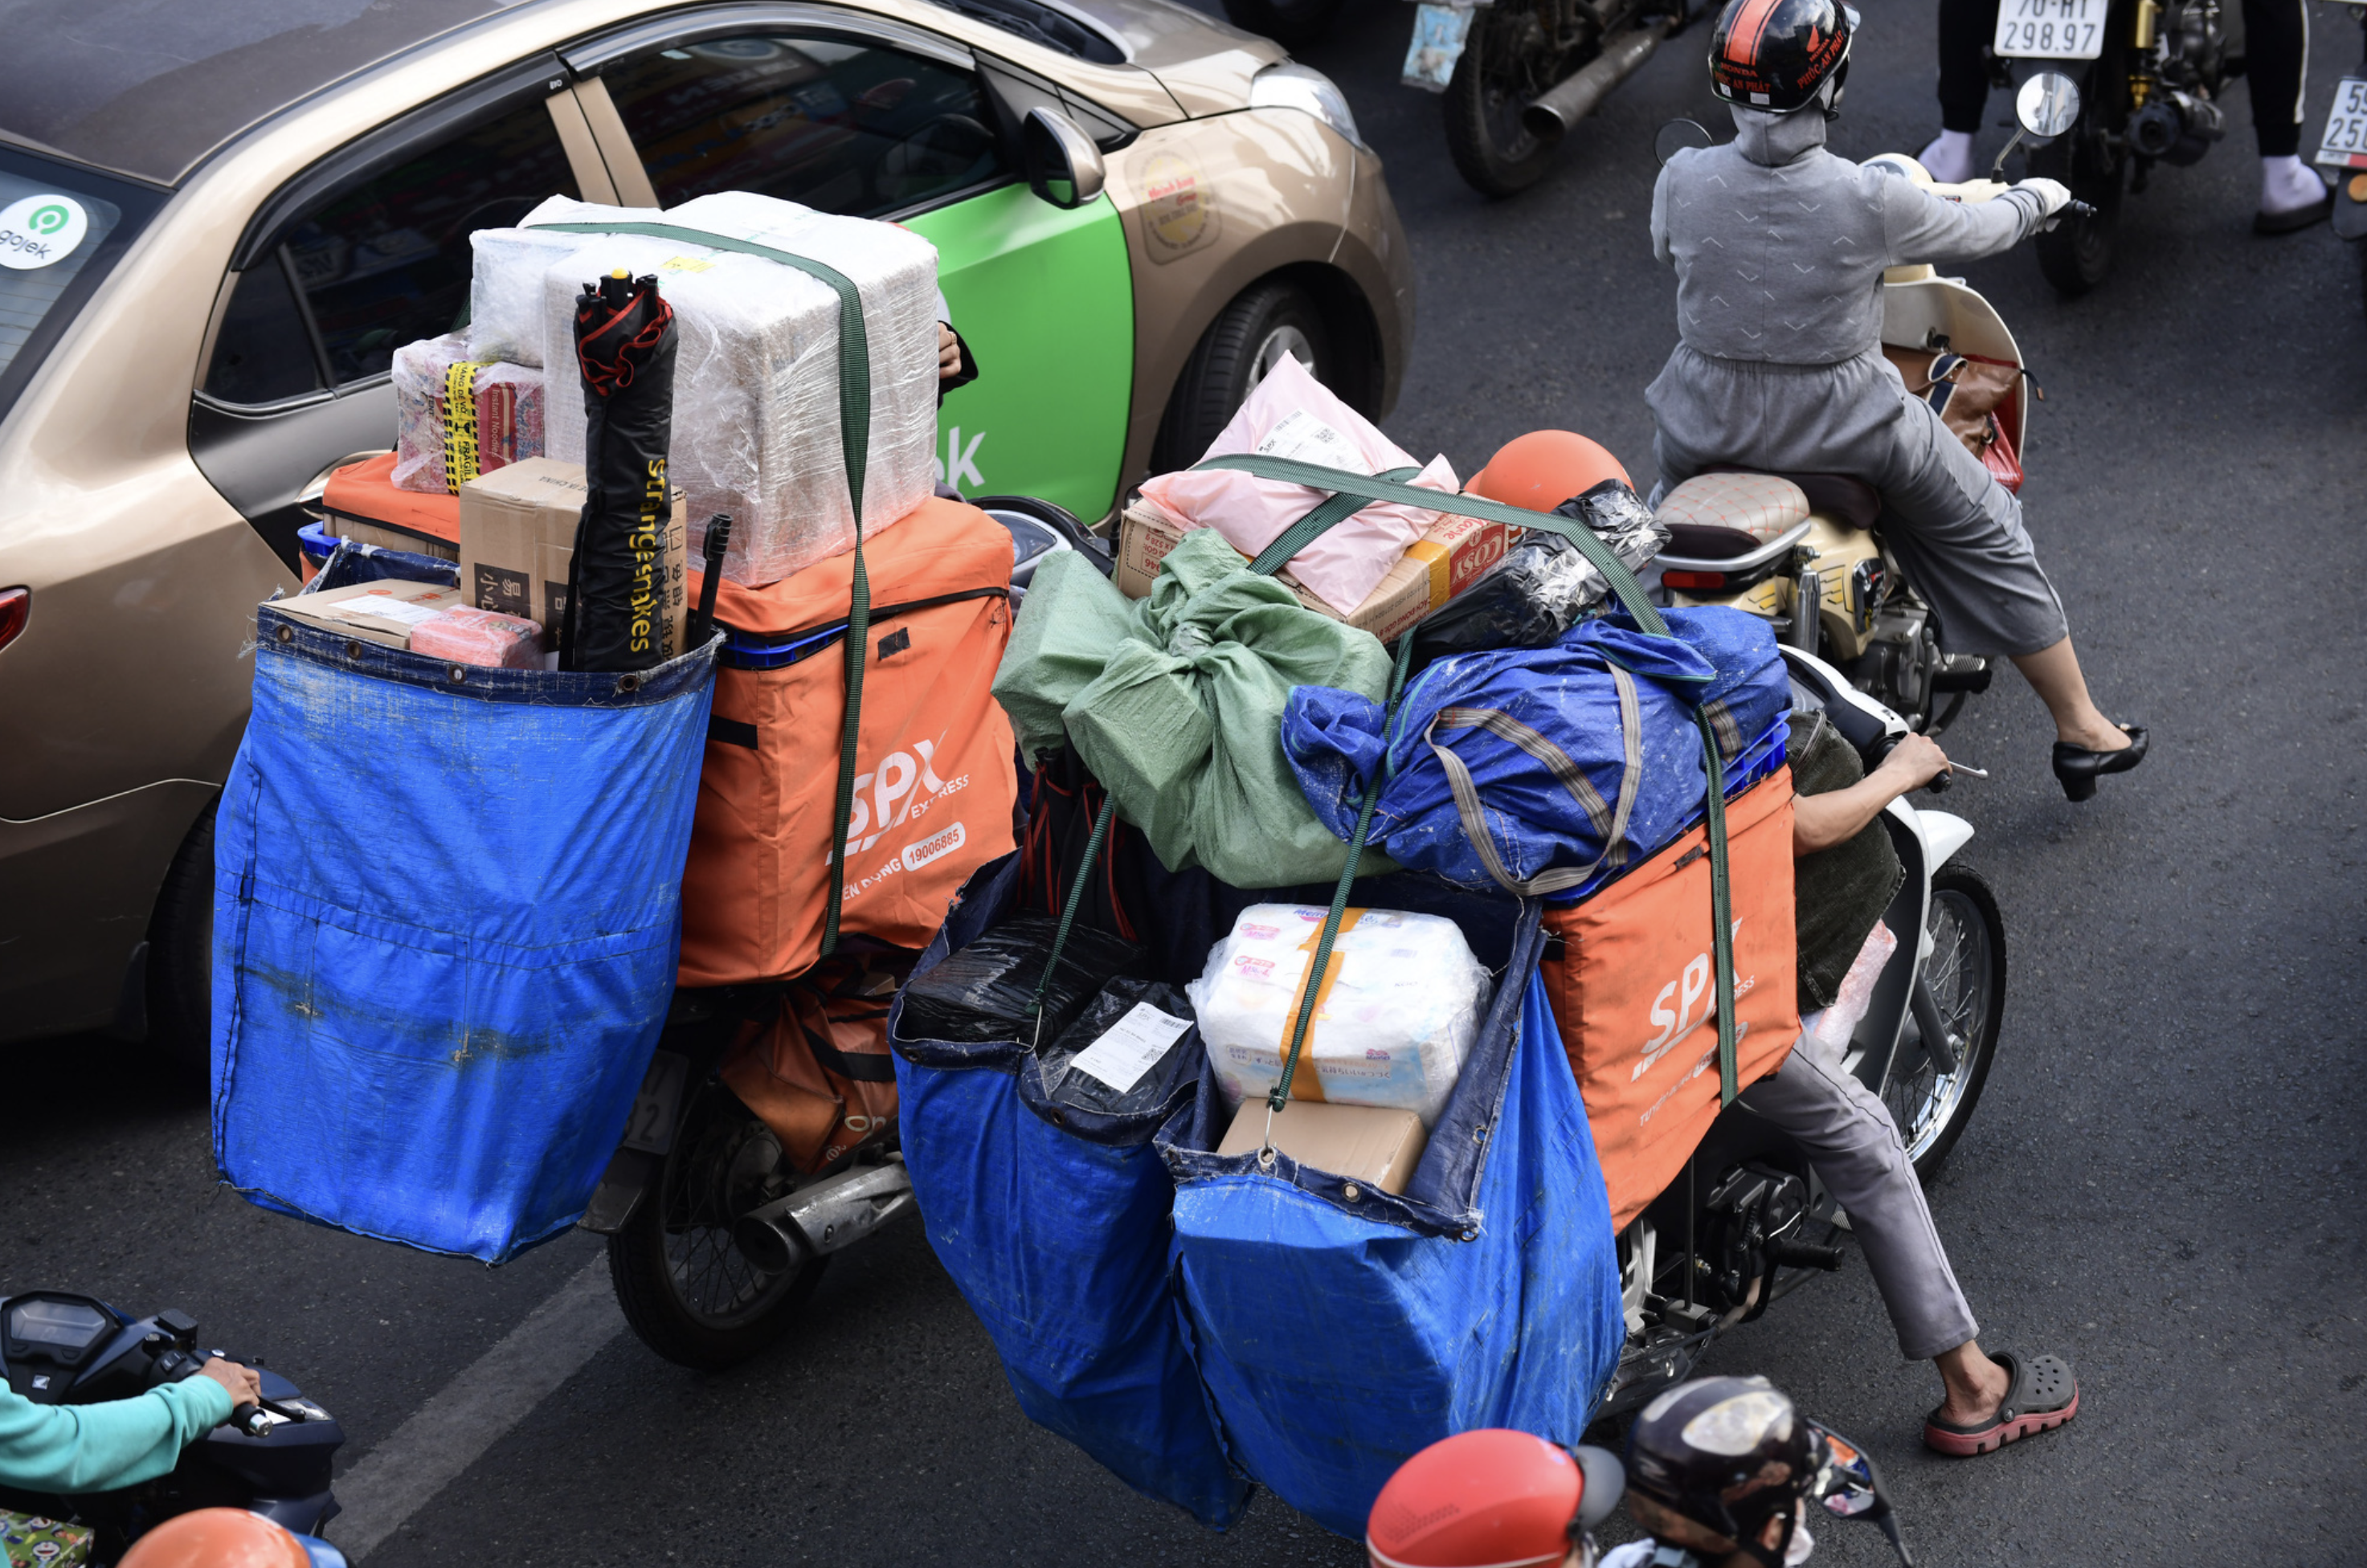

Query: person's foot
[1926,1351,2080,1456]
[1917,129,1978,185]
[2057,716,2132,752]
[2257,154,2333,234]
[1934,1349,2012,1427]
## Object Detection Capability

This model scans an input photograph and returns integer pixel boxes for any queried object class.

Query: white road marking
[328,1254,623,1561]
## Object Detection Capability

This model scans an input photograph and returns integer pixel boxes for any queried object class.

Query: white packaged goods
[1188,904,1492,1127]
[466,198,650,367]
[505,191,939,586]
[390,334,544,495]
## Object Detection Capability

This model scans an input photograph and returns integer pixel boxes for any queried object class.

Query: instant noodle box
[459,457,686,654]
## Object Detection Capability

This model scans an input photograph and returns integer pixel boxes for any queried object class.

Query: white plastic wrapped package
[466,198,654,366]
[389,334,545,495]
[1188,904,1493,1127]
[528,191,940,586]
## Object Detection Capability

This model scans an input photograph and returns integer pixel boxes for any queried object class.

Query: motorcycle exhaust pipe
[1523,26,1664,144]
[734,1159,917,1273]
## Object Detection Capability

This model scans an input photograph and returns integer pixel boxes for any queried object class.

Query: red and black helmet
[1709,0,1858,115]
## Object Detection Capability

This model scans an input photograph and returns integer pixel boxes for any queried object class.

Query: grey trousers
[1646,345,2071,660]
[1739,1035,1979,1362]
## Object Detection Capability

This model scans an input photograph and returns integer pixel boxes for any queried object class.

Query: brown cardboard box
[270,581,462,649]
[459,459,688,655]
[1216,1099,1429,1194]
[1115,501,1513,644]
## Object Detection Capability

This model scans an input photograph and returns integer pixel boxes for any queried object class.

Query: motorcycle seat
[1658,470,1884,559]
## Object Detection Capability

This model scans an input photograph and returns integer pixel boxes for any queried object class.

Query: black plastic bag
[562,272,679,673]
[896,914,1146,1044]
[1413,480,1670,658]
[1031,977,1204,1125]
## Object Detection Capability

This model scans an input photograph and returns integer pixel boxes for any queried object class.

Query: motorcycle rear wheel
[1443,8,1564,197]
[609,1079,828,1370]
[2030,115,2126,296]
[1883,866,2005,1181]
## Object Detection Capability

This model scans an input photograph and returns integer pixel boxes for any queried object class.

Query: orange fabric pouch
[1542,772,1801,1231]
[677,497,1017,986]
[722,956,906,1172]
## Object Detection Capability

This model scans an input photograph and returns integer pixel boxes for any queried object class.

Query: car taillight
[1661,570,1727,590]
[0,588,26,653]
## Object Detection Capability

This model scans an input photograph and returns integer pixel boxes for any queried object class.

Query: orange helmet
[1468,432,1633,512]
[1366,1430,1625,1568]
[119,1510,313,1568]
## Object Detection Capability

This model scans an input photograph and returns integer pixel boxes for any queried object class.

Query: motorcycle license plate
[1993,0,2107,59]
[2318,77,2367,169]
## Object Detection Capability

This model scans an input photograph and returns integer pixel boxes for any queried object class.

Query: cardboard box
[1115,501,1513,644]
[270,581,462,649]
[459,458,688,655]
[1216,1099,1429,1194]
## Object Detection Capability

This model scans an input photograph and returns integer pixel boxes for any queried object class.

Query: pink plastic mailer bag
[1139,355,1457,616]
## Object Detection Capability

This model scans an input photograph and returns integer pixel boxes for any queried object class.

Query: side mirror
[1024,107,1105,210]
[1654,117,1715,165]
[2016,71,2083,138]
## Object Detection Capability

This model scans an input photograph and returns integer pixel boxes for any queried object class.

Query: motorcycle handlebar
[227,1402,272,1438]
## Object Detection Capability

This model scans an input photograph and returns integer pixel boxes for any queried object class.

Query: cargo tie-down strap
[538,221,876,958]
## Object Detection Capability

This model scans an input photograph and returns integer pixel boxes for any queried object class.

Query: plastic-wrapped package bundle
[1187,904,1492,1127]
[1032,977,1204,1122]
[466,197,653,366]
[390,334,545,495]
[410,606,545,668]
[897,915,1147,1045]
[532,191,940,586]
[1414,480,1670,655]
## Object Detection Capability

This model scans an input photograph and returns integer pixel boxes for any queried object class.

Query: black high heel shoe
[2051,725,2148,802]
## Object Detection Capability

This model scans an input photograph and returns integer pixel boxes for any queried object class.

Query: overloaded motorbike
[1649,74,2087,737]
[0,1293,344,1564]
[1597,644,2007,1415]
[2325,0,2367,312]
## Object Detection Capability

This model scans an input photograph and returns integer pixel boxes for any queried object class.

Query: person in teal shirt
[0,1358,260,1492]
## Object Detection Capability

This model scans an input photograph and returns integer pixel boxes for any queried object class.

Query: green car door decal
[905,182,1134,522]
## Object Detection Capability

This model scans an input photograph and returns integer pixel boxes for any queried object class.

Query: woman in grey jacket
[1651,0,2148,800]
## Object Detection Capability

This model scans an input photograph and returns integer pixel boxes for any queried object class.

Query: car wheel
[147,797,217,1086]
[1150,280,1334,473]
[1220,0,1347,50]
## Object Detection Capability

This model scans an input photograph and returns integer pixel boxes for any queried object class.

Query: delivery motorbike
[1594,645,2007,1416]
[1648,75,2087,737]
[0,1293,345,1564]
[2324,0,2367,313]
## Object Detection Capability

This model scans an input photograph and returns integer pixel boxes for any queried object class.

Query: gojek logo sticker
[0,195,89,271]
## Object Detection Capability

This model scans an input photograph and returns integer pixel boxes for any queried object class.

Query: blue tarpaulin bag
[889,847,1253,1529]
[211,551,717,1264]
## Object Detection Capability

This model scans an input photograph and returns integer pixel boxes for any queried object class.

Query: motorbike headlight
[1248,63,1367,151]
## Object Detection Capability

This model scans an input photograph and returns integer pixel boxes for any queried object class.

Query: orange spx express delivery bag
[1543,772,1801,1231]
[677,497,1017,986]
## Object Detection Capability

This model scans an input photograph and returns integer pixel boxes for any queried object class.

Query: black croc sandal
[1923,1350,2079,1456]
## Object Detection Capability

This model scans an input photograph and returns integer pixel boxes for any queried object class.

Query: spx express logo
[0,194,90,272]
[842,736,974,899]
[1632,921,1757,1125]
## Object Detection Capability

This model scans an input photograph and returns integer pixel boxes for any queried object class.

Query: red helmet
[118,1510,313,1568]
[1469,431,1633,514]
[1709,0,1858,116]
[1366,1430,1625,1568]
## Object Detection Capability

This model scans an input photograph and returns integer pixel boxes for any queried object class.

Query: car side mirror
[1024,107,1105,210]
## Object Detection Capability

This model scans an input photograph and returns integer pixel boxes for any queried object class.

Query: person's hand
[1872,732,1951,793]
[198,1358,263,1407]
[937,322,963,381]
[2013,177,2072,218]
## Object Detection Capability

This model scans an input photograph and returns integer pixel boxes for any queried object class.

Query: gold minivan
[0,0,1412,1065]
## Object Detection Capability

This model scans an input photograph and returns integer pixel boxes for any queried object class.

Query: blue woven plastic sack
[211,586,716,1264]
[1284,606,1788,900]
[1158,893,1625,1539]
[889,852,1253,1529]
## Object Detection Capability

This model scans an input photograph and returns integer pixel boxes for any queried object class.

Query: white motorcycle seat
[1656,472,1811,556]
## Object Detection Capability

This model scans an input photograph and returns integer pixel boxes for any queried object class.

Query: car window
[0,145,161,427]
[602,35,1010,218]
[202,259,323,406]
[239,97,579,394]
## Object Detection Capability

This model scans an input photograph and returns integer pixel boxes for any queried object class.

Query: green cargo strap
[1246,465,1422,577]
[1202,455,1744,1108]
[1026,794,1118,1047]
[540,221,875,957]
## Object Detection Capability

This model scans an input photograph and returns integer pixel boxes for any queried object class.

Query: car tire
[1220,0,1346,50]
[147,796,217,1086]
[1150,280,1335,475]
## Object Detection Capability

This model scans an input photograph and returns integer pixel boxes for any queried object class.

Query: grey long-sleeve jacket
[1649,107,2047,366]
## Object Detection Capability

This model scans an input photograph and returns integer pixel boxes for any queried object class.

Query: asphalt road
[10,2,2365,1563]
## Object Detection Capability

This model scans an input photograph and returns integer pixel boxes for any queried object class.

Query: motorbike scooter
[1647,74,2087,737]
[1595,644,2008,1415]
[0,1293,345,1565]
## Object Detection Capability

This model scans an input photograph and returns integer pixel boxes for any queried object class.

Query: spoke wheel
[1882,866,2005,1180]
[1443,7,1565,197]
[608,1079,827,1369]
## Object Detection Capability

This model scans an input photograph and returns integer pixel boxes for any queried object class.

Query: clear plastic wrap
[390,334,545,496]
[1033,977,1204,1121]
[897,915,1147,1044]
[1188,904,1493,1127]
[466,198,653,366]
[531,191,940,586]
[1414,479,1670,655]
[410,605,545,668]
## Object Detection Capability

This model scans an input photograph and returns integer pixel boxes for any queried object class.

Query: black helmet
[1624,1378,1913,1567]
[1709,0,1858,116]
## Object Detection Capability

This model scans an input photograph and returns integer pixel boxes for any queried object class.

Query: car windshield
[0,145,164,427]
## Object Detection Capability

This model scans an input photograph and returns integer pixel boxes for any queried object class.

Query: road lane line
[329,1254,623,1561]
